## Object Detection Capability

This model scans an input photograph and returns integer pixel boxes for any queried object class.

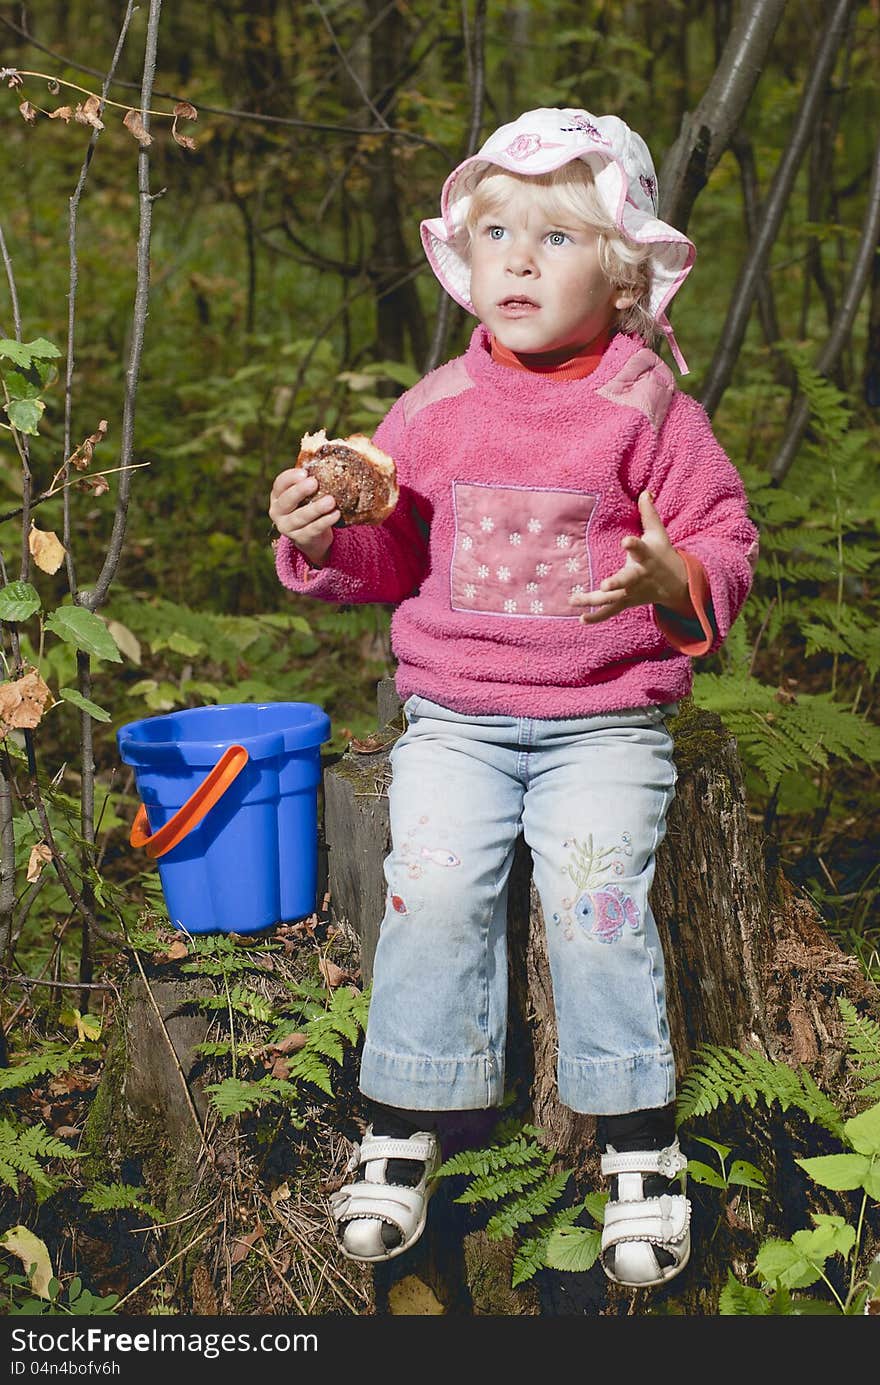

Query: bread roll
[297,429,398,525]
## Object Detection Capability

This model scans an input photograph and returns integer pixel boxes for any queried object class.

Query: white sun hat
[420,107,696,373]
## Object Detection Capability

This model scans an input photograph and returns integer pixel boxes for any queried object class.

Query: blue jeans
[359,695,679,1116]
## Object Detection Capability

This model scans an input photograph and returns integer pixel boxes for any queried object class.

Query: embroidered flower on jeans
[574,886,641,943]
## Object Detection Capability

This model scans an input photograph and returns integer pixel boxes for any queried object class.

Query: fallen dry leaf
[270,1182,290,1206]
[0,670,53,734]
[349,733,395,754]
[48,106,72,122]
[18,100,36,123]
[26,842,52,883]
[270,1057,290,1080]
[123,109,152,147]
[164,939,188,961]
[229,1220,265,1266]
[318,958,349,988]
[53,1125,80,1139]
[29,523,66,574]
[268,1032,307,1056]
[388,1275,445,1316]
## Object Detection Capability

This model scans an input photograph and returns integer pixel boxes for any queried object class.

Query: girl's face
[468,180,632,360]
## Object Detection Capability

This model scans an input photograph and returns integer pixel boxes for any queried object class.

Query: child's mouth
[498,297,539,316]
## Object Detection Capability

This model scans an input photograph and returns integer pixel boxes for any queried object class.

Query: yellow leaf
[270,1182,290,1205]
[26,842,52,883]
[0,1226,54,1299]
[387,1275,445,1315]
[107,619,141,665]
[76,1012,101,1042]
[29,524,66,574]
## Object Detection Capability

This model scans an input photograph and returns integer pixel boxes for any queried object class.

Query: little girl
[269,108,758,1289]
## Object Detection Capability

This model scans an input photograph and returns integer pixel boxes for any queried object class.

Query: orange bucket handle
[130,744,249,859]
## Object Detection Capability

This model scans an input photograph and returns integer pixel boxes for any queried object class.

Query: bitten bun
[297,430,398,526]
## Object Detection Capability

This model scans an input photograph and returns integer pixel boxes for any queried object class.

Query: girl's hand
[269,467,340,568]
[569,491,690,624]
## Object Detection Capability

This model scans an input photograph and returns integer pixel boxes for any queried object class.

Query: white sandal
[328,1125,440,1263]
[600,1141,691,1287]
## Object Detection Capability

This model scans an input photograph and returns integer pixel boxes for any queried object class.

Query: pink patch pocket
[450,481,598,618]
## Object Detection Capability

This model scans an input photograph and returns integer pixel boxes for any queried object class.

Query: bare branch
[659,0,789,232]
[63,1,138,602]
[424,0,487,373]
[84,0,163,612]
[769,128,880,483]
[700,0,858,417]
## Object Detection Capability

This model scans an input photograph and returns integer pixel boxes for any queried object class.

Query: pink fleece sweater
[275,326,758,717]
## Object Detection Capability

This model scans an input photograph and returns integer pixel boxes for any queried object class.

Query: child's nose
[506,241,537,275]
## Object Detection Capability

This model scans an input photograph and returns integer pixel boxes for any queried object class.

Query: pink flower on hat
[504,133,563,160]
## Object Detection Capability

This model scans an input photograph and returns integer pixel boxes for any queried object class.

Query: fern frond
[0,1118,79,1198]
[435,1127,548,1180]
[0,1045,77,1092]
[455,1161,550,1206]
[81,1182,164,1222]
[512,1203,583,1285]
[838,998,880,1104]
[206,1076,299,1117]
[485,1169,570,1239]
[677,1046,845,1138]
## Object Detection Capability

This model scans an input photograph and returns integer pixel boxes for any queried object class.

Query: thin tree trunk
[659,0,789,233]
[700,0,857,418]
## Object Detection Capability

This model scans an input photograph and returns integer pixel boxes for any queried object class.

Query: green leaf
[728,1159,767,1190]
[581,1190,607,1225]
[45,608,122,663]
[58,688,111,722]
[791,1215,856,1263]
[686,1159,726,1188]
[692,1135,732,1159]
[0,338,61,366]
[863,1162,880,1200]
[0,581,41,622]
[542,1225,602,1274]
[6,399,44,435]
[843,1101,880,1156]
[795,1153,869,1191]
[755,1239,821,1289]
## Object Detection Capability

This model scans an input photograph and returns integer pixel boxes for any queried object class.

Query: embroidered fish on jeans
[420,847,461,867]
[574,887,640,943]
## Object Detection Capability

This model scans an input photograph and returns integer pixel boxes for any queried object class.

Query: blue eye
[487,225,507,240]
[547,231,569,247]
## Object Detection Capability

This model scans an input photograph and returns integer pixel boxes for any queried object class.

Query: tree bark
[324,684,880,1314]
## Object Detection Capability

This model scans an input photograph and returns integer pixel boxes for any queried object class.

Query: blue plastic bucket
[117,702,331,935]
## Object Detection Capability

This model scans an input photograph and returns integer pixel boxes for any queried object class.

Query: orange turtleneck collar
[490,328,612,381]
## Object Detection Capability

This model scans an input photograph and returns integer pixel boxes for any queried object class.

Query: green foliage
[837,997,880,1104]
[691,672,880,792]
[0,1118,80,1200]
[435,1121,586,1281]
[0,1044,78,1092]
[676,1044,845,1137]
[81,1182,164,1223]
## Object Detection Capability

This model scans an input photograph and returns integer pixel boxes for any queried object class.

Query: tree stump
[324,680,880,1315]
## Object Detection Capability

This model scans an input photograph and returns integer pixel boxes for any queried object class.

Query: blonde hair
[462,163,655,342]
